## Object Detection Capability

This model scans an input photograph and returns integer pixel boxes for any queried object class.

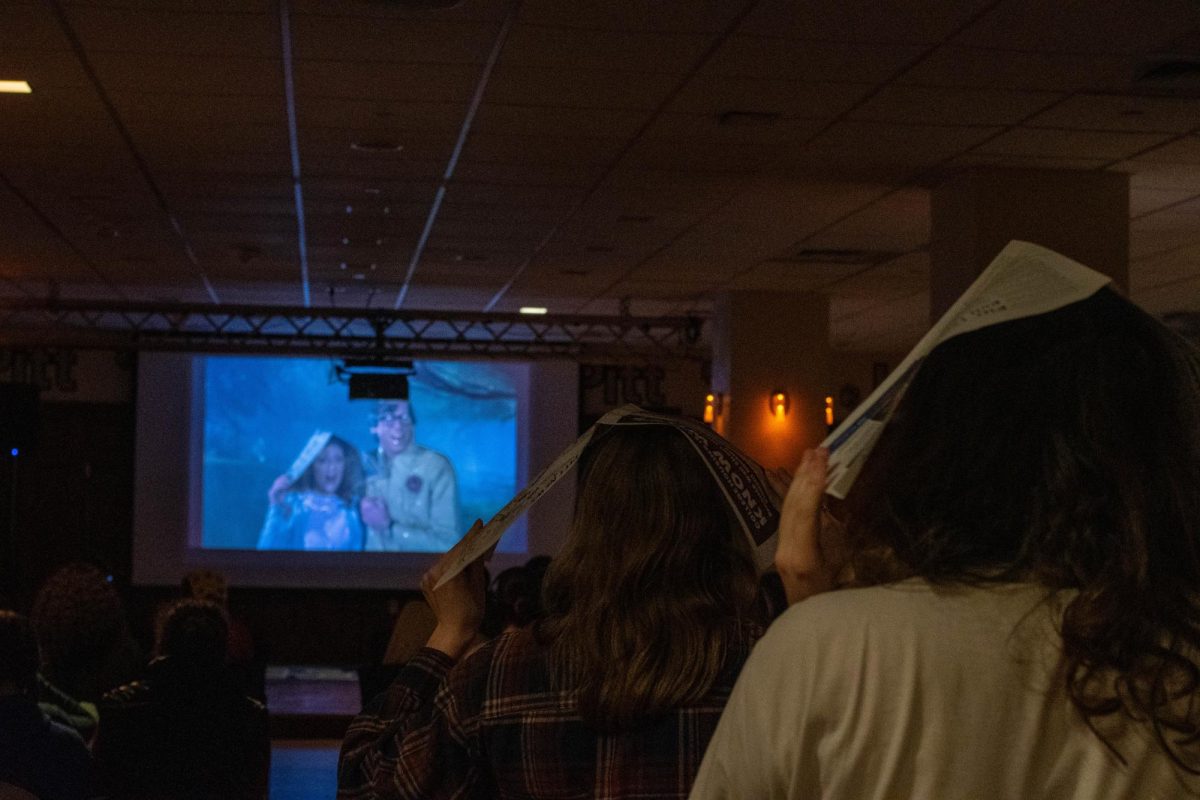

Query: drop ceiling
[1,0,1199,351]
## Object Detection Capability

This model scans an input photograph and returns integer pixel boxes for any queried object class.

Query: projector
[338,359,414,400]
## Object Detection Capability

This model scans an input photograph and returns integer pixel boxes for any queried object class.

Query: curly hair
[31,563,132,697]
[538,425,760,731]
[844,288,1200,773]
[293,435,365,504]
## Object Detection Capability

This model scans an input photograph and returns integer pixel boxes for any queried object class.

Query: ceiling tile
[293,17,497,63]
[704,36,926,84]
[501,24,711,74]
[487,64,680,110]
[1023,94,1200,134]
[739,0,995,44]
[850,85,1063,126]
[668,75,872,118]
[67,8,277,57]
[900,46,1139,92]
[952,0,1200,54]
[974,128,1171,161]
[517,0,744,34]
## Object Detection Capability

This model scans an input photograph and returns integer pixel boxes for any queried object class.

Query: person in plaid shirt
[338,424,764,799]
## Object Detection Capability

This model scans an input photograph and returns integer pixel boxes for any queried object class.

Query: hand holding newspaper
[820,240,1111,498]
[432,405,783,588]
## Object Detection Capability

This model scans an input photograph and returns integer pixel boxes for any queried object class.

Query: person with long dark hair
[338,424,762,798]
[692,287,1200,798]
[258,434,366,551]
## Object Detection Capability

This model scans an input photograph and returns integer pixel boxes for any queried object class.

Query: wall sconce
[770,390,789,418]
[825,395,835,428]
[703,392,725,424]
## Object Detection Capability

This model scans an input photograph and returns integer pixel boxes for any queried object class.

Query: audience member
[94,599,270,799]
[181,567,262,699]
[30,562,140,739]
[0,610,92,800]
[692,288,1200,797]
[339,424,762,798]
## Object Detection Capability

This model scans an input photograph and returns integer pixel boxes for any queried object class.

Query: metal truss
[0,300,706,362]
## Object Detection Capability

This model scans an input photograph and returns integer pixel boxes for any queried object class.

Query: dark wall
[3,400,418,666]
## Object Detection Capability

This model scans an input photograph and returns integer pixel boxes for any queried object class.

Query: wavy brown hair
[844,288,1200,772]
[537,425,760,731]
[294,435,365,505]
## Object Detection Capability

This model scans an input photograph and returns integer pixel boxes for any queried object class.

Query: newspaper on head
[285,430,333,483]
[821,240,1112,499]
[432,405,783,588]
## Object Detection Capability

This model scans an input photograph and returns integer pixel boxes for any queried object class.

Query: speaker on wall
[0,384,39,452]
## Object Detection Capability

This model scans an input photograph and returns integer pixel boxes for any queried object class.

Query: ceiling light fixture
[0,80,31,94]
[519,306,548,315]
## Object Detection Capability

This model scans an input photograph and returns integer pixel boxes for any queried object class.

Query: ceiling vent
[717,110,780,126]
[350,139,403,153]
[768,247,902,266]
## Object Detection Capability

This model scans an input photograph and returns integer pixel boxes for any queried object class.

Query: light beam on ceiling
[391,0,520,310]
[279,0,312,308]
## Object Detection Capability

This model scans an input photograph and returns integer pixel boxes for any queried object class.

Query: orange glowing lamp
[770,390,789,418]
[825,395,834,427]
[703,393,716,424]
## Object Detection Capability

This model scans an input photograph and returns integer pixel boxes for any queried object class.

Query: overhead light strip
[392,0,520,310]
[0,80,31,94]
[279,0,311,308]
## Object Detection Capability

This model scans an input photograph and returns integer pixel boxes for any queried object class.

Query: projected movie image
[199,357,519,554]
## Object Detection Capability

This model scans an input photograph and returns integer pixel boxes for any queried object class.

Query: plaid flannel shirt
[338,629,753,800]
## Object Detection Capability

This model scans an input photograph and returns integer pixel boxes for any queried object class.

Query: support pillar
[931,167,1129,319]
[711,291,831,469]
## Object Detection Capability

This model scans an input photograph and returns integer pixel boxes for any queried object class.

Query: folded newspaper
[821,240,1111,498]
[432,406,784,588]
[433,240,1113,587]
[285,430,333,483]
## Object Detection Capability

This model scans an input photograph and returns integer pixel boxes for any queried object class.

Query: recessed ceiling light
[0,80,31,94]
[519,306,548,315]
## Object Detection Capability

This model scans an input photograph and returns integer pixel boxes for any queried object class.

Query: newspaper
[432,405,783,588]
[285,430,333,482]
[821,240,1112,498]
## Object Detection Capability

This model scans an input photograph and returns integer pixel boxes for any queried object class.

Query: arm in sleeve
[427,457,460,542]
[256,498,296,550]
[337,648,485,800]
